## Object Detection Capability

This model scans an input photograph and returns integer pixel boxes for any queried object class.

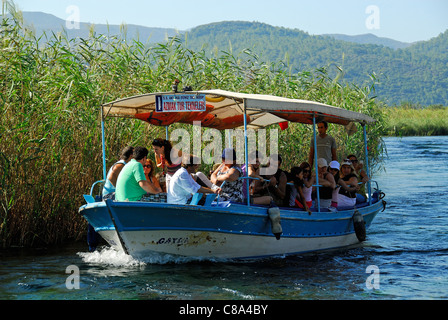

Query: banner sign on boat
[155,94,206,112]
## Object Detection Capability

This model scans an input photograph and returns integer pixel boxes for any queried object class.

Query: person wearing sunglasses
[143,159,162,194]
[347,154,369,202]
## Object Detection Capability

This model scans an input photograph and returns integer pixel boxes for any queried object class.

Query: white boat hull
[119,229,360,259]
[79,193,385,260]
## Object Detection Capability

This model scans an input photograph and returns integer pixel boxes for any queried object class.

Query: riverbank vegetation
[383,104,448,136]
[1,3,385,247]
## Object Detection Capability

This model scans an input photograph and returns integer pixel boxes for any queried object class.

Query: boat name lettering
[155,94,206,112]
[156,237,189,245]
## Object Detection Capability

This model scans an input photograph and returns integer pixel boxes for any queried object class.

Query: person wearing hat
[210,148,244,203]
[328,160,341,209]
[316,158,336,209]
[337,160,360,208]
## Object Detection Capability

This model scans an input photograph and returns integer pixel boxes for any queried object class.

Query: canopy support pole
[313,114,321,212]
[165,126,169,140]
[362,123,372,205]
[101,108,107,181]
[243,99,250,206]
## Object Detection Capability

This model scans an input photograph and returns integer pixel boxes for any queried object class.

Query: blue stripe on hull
[79,199,383,258]
[106,200,382,239]
[79,202,114,231]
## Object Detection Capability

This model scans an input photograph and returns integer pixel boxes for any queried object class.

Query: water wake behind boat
[77,246,230,266]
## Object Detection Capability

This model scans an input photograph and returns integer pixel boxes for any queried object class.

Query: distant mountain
[323,33,412,50]
[182,21,448,106]
[18,12,180,43]
[7,13,448,105]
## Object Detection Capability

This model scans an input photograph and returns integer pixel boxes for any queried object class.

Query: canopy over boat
[101,89,376,129]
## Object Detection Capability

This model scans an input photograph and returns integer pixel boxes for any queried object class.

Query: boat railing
[240,176,382,207]
[85,176,381,207]
[90,179,105,198]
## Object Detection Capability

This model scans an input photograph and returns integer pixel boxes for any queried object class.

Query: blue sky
[10,0,448,43]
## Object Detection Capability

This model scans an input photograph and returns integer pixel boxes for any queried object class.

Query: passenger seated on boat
[288,166,312,214]
[337,160,359,208]
[316,158,336,209]
[347,154,369,203]
[143,159,162,194]
[299,162,314,209]
[242,150,273,205]
[102,146,134,200]
[210,148,244,203]
[152,138,183,193]
[261,154,288,206]
[115,147,162,201]
[155,172,166,193]
[167,155,221,205]
[328,160,341,208]
[191,171,218,190]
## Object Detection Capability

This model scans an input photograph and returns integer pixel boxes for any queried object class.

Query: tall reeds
[384,103,448,136]
[0,3,386,247]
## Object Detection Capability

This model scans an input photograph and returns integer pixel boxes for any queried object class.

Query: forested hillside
[182,21,448,105]
[8,12,448,105]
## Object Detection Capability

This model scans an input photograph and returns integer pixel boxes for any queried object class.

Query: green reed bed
[384,104,448,136]
[0,3,386,247]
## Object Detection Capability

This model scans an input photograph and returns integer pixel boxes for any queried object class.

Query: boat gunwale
[100,198,384,223]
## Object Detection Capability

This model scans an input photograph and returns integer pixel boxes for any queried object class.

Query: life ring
[177,104,214,124]
[206,96,225,103]
[352,210,366,242]
[135,112,183,126]
[205,114,250,130]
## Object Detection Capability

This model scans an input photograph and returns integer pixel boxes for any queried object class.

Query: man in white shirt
[168,155,221,204]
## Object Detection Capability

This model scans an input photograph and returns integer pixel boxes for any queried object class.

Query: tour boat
[78,89,386,260]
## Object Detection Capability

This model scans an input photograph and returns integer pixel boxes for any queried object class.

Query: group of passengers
[102,121,369,211]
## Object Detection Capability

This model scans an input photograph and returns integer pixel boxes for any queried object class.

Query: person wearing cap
[328,160,341,209]
[337,160,360,208]
[316,158,336,209]
[308,121,337,168]
[210,148,244,203]
[167,155,221,205]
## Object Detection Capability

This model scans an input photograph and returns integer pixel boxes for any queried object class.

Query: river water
[1,136,448,302]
